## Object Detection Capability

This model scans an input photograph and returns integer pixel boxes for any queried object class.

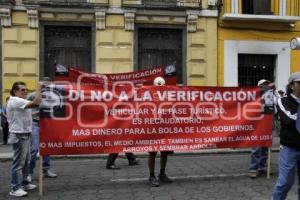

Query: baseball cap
[153,77,166,86]
[257,79,270,86]
[288,72,300,84]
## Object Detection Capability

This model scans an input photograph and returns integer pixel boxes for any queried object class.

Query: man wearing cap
[248,79,272,178]
[272,72,300,200]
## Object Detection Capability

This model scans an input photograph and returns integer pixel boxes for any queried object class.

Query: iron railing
[223,0,300,16]
[238,54,275,87]
[122,0,202,9]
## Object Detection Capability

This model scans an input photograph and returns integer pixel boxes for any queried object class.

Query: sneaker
[158,174,173,183]
[9,188,28,197]
[149,176,160,187]
[23,183,37,191]
[44,170,57,178]
[27,174,32,183]
[248,170,258,179]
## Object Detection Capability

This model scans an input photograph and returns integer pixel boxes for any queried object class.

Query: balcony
[22,0,109,7]
[122,0,202,10]
[222,0,300,23]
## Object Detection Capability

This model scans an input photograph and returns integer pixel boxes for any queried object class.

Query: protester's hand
[37,82,43,92]
[268,82,275,89]
[32,111,39,117]
[35,82,43,105]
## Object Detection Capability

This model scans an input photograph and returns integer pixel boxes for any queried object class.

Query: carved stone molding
[187,14,198,32]
[27,9,39,28]
[0,8,11,27]
[124,12,135,31]
[95,10,106,30]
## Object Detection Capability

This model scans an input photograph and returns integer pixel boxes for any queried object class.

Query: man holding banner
[273,72,300,200]
[7,82,41,197]
[27,77,57,182]
[248,79,272,178]
[148,77,173,187]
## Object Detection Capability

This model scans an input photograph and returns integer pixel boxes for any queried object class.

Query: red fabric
[40,85,272,155]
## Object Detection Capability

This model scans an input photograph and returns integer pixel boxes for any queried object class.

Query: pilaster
[95,10,106,30]
[124,12,135,31]
[0,8,11,27]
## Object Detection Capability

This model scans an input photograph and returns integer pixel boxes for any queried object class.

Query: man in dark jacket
[272,72,300,200]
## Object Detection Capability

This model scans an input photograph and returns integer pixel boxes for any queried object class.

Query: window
[137,28,183,83]
[43,26,92,78]
[142,0,177,7]
[242,0,272,15]
[238,54,276,86]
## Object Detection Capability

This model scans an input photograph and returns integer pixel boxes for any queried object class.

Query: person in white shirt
[7,81,41,197]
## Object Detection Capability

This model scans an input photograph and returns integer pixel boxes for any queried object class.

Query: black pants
[298,161,300,187]
[2,123,8,144]
[106,153,136,167]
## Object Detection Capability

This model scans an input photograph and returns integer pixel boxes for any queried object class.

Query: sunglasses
[19,88,28,92]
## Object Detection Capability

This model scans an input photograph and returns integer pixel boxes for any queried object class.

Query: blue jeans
[29,121,50,175]
[10,133,30,191]
[249,147,268,171]
[272,146,300,200]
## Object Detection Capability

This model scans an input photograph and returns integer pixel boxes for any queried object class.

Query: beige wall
[187,18,218,86]
[2,11,39,101]
[95,15,134,73]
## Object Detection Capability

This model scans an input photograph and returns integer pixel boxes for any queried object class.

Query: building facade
[218,0,300,90]
[0,0,218,103]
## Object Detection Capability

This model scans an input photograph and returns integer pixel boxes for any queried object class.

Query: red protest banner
[55,65,177,85]
[40,85,272,155]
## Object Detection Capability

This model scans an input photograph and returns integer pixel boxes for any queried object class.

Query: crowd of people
[2,73,300,199]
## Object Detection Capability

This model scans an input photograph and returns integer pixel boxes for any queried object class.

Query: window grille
[238,54,276,87]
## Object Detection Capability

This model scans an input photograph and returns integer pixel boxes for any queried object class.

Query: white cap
[153,77,166,86]
[257,79,270,86]
[288,72,300,84]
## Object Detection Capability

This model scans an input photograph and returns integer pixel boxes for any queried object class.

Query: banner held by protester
[54,64,177,85]
[40,84,272,155]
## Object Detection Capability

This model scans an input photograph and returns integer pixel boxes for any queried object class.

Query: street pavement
[0,134,299,200]
[0,146,299,200]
